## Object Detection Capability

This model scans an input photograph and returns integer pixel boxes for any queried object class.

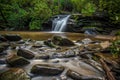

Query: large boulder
[0,68,30,80]
[4,34,22,41]
[6,55,30,67]
[31,64,64,76]
[67,70,102,80]
[17,49,35,59]
[52,36,75,46]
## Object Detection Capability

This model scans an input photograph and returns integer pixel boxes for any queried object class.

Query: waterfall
[52,15,70,32]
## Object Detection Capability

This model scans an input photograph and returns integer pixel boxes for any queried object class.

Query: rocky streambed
[0,33,120,80]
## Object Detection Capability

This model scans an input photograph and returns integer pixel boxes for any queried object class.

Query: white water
[52,15,70,32]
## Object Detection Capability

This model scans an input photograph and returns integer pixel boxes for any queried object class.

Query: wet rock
[0,51,7,55]
[6,55,30,67]
[17,40,25,44]
[63,50,75,58]
[32,44,43,48]
[0,42,10,48]
[0,35,7,42]
[52,36,75,46]
[17,49,35,59]
[86,44,101,51]
[0,68,30,80]
[0,42,9,53]
[100,41,110,49]
[0,46,6,53]
[4,34,22,41]
[67,70,102,80]
[59,38,75,46]
[0,59,6,64]
[44,39,56,48]
[36,54,49,59]
[31,64,64,76]
[32,41,43,48]
[82,38,92,44]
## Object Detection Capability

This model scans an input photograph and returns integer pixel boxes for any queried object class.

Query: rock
[44,39,56,48]
[67,70,102,80]
[100,41,110,49]
[4,34,22,41]
[0,42,9,53]
[32,41,43,48]
[86,44,102,51]
[0,68,30,80]
[31,64,64,76]
[17,49,35,59]
[6,55,30,67]
[0,59,6,64]
[0,35,7,42]
[52,36,75,46]
[0,51,7,56]
[36,54,49,59]
[82,38,92,44]
[0,46,6,53]
[17,40,25,44]
[59,38,75,46]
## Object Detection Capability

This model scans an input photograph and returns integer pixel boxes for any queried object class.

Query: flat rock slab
[6,55,30,67]
[17,49,35,59]
[31,64,64,76]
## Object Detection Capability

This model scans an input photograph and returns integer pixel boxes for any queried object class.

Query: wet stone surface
[0,68,30,80]
[31,64,64,76]
[0,35,119,80]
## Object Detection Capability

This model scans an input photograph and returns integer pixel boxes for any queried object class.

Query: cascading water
[52,15,71,32]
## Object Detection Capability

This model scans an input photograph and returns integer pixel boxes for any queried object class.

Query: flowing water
[52,15,71,32]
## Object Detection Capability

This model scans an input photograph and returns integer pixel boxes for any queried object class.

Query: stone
[82,38,92,44]
[0,68,30,80]
[31,64,64,76]
[0,59,6,64]
[44,39,56,48]
[0,46,5,53]
[52,36,75,46]
[0,42,9,53]
[36,54,49,59]
[17,49,35,59]
[100,41,110,49]
[67,70,101,80]
[4,34,22,41]
[6,55,30,67]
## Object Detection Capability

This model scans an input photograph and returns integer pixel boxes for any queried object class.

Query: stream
[0,32,119,80]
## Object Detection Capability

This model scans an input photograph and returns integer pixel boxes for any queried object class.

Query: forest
[0,0,120,31]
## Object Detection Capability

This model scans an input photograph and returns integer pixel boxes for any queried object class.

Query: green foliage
[99,0,120,24]
[71,0,96,15]
[110,40,120,58]
[0,0,53,30]
[29,19,41,30]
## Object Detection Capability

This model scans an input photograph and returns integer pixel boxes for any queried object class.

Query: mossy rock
[17,49,35,59]
[31,64,64,76]
[52,36,75,46]
[44,39,56,48]
[0,68,30,80]
[6,55,30,67]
